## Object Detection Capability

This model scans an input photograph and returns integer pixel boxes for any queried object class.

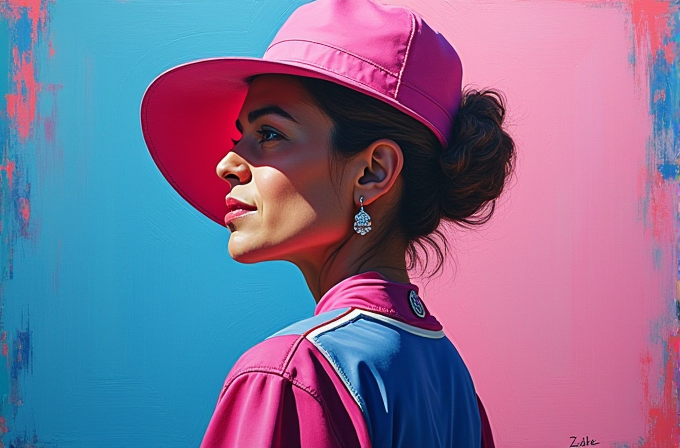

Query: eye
[257,127,285,144]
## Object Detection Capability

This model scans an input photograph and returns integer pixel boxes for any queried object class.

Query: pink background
[392,1,678,446]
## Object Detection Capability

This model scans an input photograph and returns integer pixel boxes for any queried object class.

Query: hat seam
[267,39,400,78]
[274,57,392,95]
[394,11,416,99]
[397,79,454,125]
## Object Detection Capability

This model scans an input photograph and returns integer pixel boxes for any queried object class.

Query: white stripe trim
[306,308,445,340]
[306,308,363,340]
[359,310,446,339]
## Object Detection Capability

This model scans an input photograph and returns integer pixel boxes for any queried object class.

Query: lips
[224,197,257,226]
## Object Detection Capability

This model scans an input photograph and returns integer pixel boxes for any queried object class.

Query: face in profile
[216,75,355,266]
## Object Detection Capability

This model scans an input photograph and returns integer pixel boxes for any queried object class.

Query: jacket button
[409,290,426,318]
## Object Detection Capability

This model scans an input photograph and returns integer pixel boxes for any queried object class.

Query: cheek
[257,165,348,239]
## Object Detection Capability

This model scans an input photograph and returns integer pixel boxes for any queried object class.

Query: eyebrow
[235,105,298,133]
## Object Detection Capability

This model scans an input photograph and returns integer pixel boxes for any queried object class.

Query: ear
[351,139,404,206]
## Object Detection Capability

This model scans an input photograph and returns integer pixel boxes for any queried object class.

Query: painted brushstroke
[570,0,679,444]
[583,0,679,444]
[8,317,30,418]
[0,0,49,143]
[0,0,53,446]
[641,333,680,447]
[630,1,680,446]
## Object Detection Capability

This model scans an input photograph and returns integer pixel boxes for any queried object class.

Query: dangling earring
[353,196,372,235]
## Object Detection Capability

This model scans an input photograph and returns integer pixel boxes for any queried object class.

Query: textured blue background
[2,2,316,446]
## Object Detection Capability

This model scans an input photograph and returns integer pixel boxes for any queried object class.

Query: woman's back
[202,272,481,447]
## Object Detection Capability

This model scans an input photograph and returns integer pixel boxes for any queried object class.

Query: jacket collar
[314,271,442,331]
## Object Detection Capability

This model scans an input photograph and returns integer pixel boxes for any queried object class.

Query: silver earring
[353,196,372,235]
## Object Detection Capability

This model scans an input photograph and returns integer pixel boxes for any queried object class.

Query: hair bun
[438,89,515,227]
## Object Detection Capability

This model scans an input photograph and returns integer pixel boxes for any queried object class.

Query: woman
[141,0,515,446]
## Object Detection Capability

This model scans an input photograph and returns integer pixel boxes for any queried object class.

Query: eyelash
[231,128,285,147]
[257,128,284,144]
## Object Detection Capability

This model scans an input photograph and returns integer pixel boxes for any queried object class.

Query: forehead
[241,74,319,112]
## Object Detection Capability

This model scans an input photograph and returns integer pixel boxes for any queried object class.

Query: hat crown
[268,0,413,79]
[263,0,463,145]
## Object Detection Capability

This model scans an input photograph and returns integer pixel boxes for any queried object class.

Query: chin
[228,245,258,264]
[227,238,270,264]
[229,251,262,264]
[227,228,317,265]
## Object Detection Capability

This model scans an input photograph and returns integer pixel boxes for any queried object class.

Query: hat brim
[141,57,434,226]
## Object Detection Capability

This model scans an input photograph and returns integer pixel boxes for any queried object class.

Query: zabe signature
[569,435,600,447]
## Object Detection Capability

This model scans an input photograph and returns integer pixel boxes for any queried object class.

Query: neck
[292,232,410,302]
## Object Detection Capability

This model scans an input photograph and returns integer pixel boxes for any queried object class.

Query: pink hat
[141,0,463,225]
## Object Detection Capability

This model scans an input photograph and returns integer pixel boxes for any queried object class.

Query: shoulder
[204,308,367,448]
[222,307,352,392]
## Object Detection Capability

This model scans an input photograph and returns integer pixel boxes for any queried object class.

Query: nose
[216,150,252,187]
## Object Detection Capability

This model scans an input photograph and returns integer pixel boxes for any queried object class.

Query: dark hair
[296,77,516,275]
